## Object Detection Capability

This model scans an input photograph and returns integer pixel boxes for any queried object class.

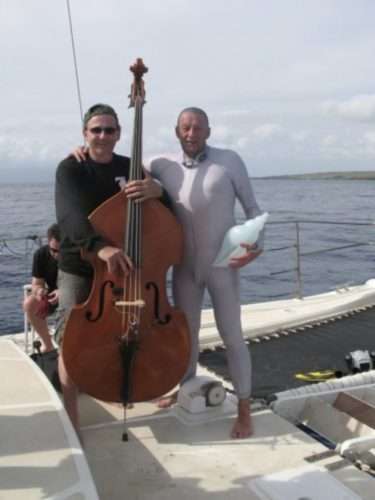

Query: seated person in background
[23,223,60,352]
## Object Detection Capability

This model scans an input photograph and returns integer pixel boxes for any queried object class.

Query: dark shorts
[48,302,58,316]
[54,270,92,345]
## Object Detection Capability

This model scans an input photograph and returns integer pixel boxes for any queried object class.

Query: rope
[65,0,84,124]
[0,237,41,258]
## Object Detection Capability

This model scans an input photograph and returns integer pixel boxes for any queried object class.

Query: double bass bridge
[115,299,145,308]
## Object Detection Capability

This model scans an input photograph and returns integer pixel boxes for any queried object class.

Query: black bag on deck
[30,343,61,392]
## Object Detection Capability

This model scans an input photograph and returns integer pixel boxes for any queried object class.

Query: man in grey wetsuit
[147,108,263,438]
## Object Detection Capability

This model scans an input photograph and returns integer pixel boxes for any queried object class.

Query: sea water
[1,179,374,334]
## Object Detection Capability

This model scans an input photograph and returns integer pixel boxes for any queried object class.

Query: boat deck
[0,339,98,499]
[3,281,375,498]
[1,339,375,499]
[80,395,373,500]
[201,304,375,398]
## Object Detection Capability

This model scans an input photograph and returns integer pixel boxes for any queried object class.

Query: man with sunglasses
[55,103,166,433]
[23,223,60,352]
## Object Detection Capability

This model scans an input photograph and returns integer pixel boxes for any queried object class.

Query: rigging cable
[65,0,84,124]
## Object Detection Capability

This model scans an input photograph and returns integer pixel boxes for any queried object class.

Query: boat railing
[0,234,43,258]
[265,219,375,299]
[1,219,375,302]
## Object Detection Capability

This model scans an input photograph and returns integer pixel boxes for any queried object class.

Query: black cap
[83,103,119,128]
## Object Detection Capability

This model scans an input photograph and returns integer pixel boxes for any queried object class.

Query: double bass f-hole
[85,280,115,322]
[146,281,171,324]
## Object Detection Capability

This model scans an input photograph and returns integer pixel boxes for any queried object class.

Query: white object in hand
[213,212,269,267]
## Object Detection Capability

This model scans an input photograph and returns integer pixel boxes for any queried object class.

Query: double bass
[62,59,190,407]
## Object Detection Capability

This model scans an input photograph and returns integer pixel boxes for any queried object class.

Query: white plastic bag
[213,212,269,267]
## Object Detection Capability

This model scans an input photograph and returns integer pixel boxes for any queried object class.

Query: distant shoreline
[1,170,375,184]
[254,171,375,180]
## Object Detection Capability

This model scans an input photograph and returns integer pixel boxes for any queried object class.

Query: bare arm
[31,277,47,300]
[70,145,87,163]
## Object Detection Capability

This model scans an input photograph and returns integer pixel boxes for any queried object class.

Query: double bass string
[122,96,143,338]
[134,98,143,333]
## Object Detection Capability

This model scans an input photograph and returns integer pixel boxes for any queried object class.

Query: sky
[1,0,375,182]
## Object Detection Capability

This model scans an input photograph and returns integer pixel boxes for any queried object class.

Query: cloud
[363,130,375,144]
[3,1,375,179]
[290,131,309,143]
[0,117,83,164]
[210,125,231,142]
[252,124,283,141]
[236,136,250,150]
[219,109,252,118]
[323,94,375,122]
[322,135,337,146]
[359,130,375,157]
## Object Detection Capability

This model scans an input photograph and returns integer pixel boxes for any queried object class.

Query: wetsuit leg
[207,268,251,399]
[173,266,205,382]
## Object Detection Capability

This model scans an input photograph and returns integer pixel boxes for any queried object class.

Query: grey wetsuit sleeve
[230,153,265,250]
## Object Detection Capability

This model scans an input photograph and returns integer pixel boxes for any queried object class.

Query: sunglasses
[88,126,117,135]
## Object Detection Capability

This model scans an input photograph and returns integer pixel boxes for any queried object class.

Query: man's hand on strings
[98,246,133,276]
[229,243,262,269]
[124,171,162,202]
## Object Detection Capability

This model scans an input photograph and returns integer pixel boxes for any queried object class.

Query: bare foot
[231,399,253,439]
[156,391,178,409]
